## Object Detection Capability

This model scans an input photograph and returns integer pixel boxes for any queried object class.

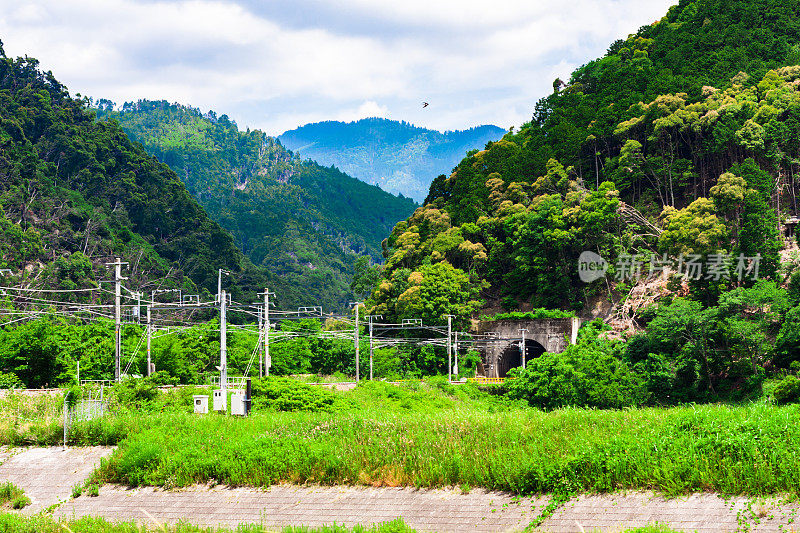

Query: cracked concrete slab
[0,446,113,513]
[541,492,800,532]
[55,484,547,532]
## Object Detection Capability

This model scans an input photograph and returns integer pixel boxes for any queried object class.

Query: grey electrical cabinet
[193,395,209,414]
[230,391,246,416]
[212,389,226,412]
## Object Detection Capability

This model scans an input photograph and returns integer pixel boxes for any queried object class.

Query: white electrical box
[212,389,226,412]
[230,392,246,416]
[193,395,209,414]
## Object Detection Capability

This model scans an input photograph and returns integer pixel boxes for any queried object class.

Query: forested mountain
[279,118,505,202]
[357,0,800,399]
[94,101,417,310]
[0,42,271,301]
[370,0,799,321]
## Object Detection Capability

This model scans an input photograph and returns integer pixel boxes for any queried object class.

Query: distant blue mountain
[279,118,506,202]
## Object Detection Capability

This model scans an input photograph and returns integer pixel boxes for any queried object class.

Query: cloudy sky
[0,0,675,136]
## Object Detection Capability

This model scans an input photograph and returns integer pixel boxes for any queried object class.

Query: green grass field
[90,402,800,496]
[3,379,800,498]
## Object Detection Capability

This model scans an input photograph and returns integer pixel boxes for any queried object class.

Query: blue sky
[0,0,675,136]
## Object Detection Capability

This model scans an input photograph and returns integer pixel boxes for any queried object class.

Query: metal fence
[208,375,248,391]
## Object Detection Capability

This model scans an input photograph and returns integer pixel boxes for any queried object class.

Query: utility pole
[519,328,529,370]
[257,304,263,378]
[444,315,454,381]
[136,292,142,325]
[258,289,275,378]
[106,258,128,382]
[454,331,459,379]
[220,289,227,394]
[264,291,270,377]
[146,305,152,377]
[217,270,230,390]
[351,302,362,382]
[366,315,382,380]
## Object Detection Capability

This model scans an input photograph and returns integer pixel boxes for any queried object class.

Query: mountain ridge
[279,117,505,202]
[94,100,417,310]
[0,44,272,303]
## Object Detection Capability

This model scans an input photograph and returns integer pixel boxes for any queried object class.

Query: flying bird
[422,102,429,108]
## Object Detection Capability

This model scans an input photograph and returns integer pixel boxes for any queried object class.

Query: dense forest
[365,0,800,401]
[279,118,505,202]
[94,101,417,310]
[0,41,274,302]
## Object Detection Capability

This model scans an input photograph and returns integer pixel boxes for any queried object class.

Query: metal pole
[76,360,80,383]
[146,305,152,377]
[258,304,263,378]
[114,258,121,382]
[447,315,452,381]
[137,292,142,325]
[264,289,272,377]
[519,328,528,370]
[354,304,360,382]
[454,331,459,379]
[369,317,373,380]
[220,289,227,393]
[63,395,68,450]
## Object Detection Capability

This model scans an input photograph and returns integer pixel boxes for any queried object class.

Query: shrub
[148,370,179,386]
[775,307,800,368]
[112,378,158,409]
[250,377,350,412]
[505,344,648,409]
[0,482,28,508]
[773,376,800,405]
[789,270,800,306]
[0,371,23,389]
[481,308,575,321]
[11,495,30,509]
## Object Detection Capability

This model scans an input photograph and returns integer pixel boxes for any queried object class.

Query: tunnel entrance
[497,339,546,377]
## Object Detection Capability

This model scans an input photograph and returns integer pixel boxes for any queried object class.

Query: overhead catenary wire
[0,277,524,383]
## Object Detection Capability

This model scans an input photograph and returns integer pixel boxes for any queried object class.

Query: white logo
[578,251,608,283]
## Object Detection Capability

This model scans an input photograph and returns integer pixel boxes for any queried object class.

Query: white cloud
[0,0,677,135]
[351,100,390,120]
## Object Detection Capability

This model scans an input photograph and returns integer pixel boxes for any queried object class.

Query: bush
[505,344,648,409]
[789,270,800,306]
[775,307,800,368]
[250,377,350,412]
[482,308,575,321]
[11,495,30,509]
[148,370,179,386]
[111,378,158,409]
[0,482,28,509]
[0,372,23,389]
[773,376,800,405]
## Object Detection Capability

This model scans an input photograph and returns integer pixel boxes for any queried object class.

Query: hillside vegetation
[366,0,800,399]
[95,102,417,310]
[0,42,269,300]
[279,118,505,202]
